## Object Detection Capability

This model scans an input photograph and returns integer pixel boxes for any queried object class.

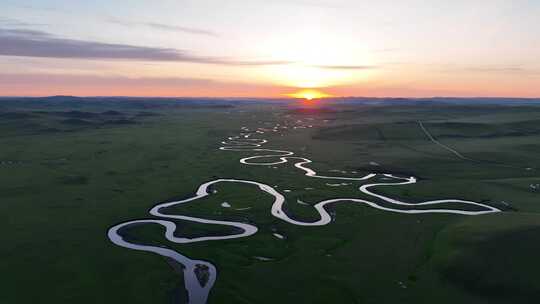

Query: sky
[1,0,539,98]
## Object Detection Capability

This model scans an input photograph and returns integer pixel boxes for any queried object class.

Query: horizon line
[1,95,539,100]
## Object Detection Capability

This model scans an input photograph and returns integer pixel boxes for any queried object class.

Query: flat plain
[1,97,540,303]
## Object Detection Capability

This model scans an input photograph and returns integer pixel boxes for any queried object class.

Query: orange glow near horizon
[287,89,332,100]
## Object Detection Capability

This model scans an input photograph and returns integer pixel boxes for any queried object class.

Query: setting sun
[287,89,332,100]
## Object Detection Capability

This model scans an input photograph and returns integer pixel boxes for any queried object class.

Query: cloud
[313,64,379,70]
[0,73,215,86]
[145,22,219,37]
[441,65,540,76]
[108,18,219,37]
[464,66,528,73]
[0,28,290,66]
[0,73,290,97]
[0,17,46,27]
[0,28,190,61]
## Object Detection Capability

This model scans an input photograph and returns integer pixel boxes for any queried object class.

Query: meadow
[1,97,540,303]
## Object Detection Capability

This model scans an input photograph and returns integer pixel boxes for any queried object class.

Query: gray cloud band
[0,28,290,66]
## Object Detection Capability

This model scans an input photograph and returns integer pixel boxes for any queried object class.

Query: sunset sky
[1,0,539,98]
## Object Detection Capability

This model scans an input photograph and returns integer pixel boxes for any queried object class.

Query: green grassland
[1,98,540,303]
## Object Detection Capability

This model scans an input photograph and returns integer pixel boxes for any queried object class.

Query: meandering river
[108,124,500,304]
